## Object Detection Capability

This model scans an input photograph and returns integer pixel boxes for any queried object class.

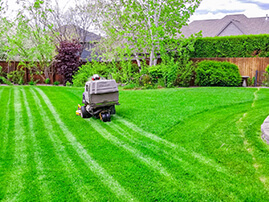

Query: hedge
[192,34,269,58]
[195,60,242,86]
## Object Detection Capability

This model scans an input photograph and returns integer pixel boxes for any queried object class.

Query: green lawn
[0,86,269,201]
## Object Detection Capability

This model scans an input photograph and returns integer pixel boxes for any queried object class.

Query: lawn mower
[76,74,119,122]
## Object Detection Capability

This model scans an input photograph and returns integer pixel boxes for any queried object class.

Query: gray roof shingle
[181,14,269,37]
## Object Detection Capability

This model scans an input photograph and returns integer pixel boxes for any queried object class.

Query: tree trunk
[153,58,157,66]
[44,67,49,79]
[135,53,141,72]
[150,49,154,66]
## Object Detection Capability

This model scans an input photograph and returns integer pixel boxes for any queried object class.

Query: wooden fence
[191,57,269,85]
[0,61,64,84]
[1,58,269,85]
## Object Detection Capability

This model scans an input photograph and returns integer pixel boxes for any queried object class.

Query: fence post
[255,70,258,87]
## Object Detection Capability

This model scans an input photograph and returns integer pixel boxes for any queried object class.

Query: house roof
[58,25,101,42]
[181,14,269,37]
[80,49,102,62]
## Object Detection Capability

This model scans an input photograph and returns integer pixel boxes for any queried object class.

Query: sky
[5,0,269,22]
[190,0,269,22]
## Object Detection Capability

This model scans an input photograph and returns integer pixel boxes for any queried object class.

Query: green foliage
[65,81,72,87]
[53,81,59,86]
[28,79,39,85]
[262,72,269,86]
[3,1,55,80]
[99,0,201,66]
[72,61,113,87]
[7,69,25,85]
[114,60,141,84]
[193,34,269,58]
[158,36,197,87]
[0,66,11,85]
[44,78,50,84]
[148,65,163,83]
[195,60,241,86]
[247,77,256,87]
[0,76,12,85]
[121,83,140,90]
[266,64,269,73]
[73,57,195,88]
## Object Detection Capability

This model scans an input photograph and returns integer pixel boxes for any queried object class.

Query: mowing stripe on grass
[107,121,226,176]
[89,119,172,179]
[107,121,183,161]
[2,88,11,157]
[251,88,260,108]
[3,88,27,201]
[30,88,97,201]
[114,115,227,174]
[114,115,177,148]
[106,121,204,177]
[105,120,236,197]
[236,88,268,189]
[21,89,51,199]
[35,88,136,202]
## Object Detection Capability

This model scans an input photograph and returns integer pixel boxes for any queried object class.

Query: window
[86,85,89,92]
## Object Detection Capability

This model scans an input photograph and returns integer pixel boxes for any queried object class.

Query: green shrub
[72,61,113,87]
[28,79,39,85]
[116,60,140,84]
[266,65,269,74]
[150,59,195,88]
[45,78,50,84]
[0,76,12,85]
[263,71,269,86]
[53,81,60,85]
[247,77,256,87]
[122,83,140,90]
[65,81,72,87]
[7,69,25,85]
[193,34,269,58]
[139,74,151,86]
[148,66,163,83]
[0,66,11,85]
[195,61,241,86]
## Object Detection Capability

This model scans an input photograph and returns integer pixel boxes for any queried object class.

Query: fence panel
[1,58,269,85]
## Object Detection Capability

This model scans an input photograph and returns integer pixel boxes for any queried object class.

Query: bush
[195,61,241,86]
[148,60,195,88]
[0,66,10,85]
[266,65,269,74]
[122,83,140,90]
[65,81,72,87]
[193,34,269,58]
[28,79,39,85]
[7,69,25,85]
[0,76,12,85]
[247,77,256,87]
[73,57,194,88]
[72,61,113,87]
[53,81,60,86]
[45,78,50,84]
[53,40,82,85]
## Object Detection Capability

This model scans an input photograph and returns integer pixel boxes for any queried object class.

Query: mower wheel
[110,105,116,114]
[100,113,111,122]
[100,113,107,122]
[81,106,91,118]
[106,113,111,122]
